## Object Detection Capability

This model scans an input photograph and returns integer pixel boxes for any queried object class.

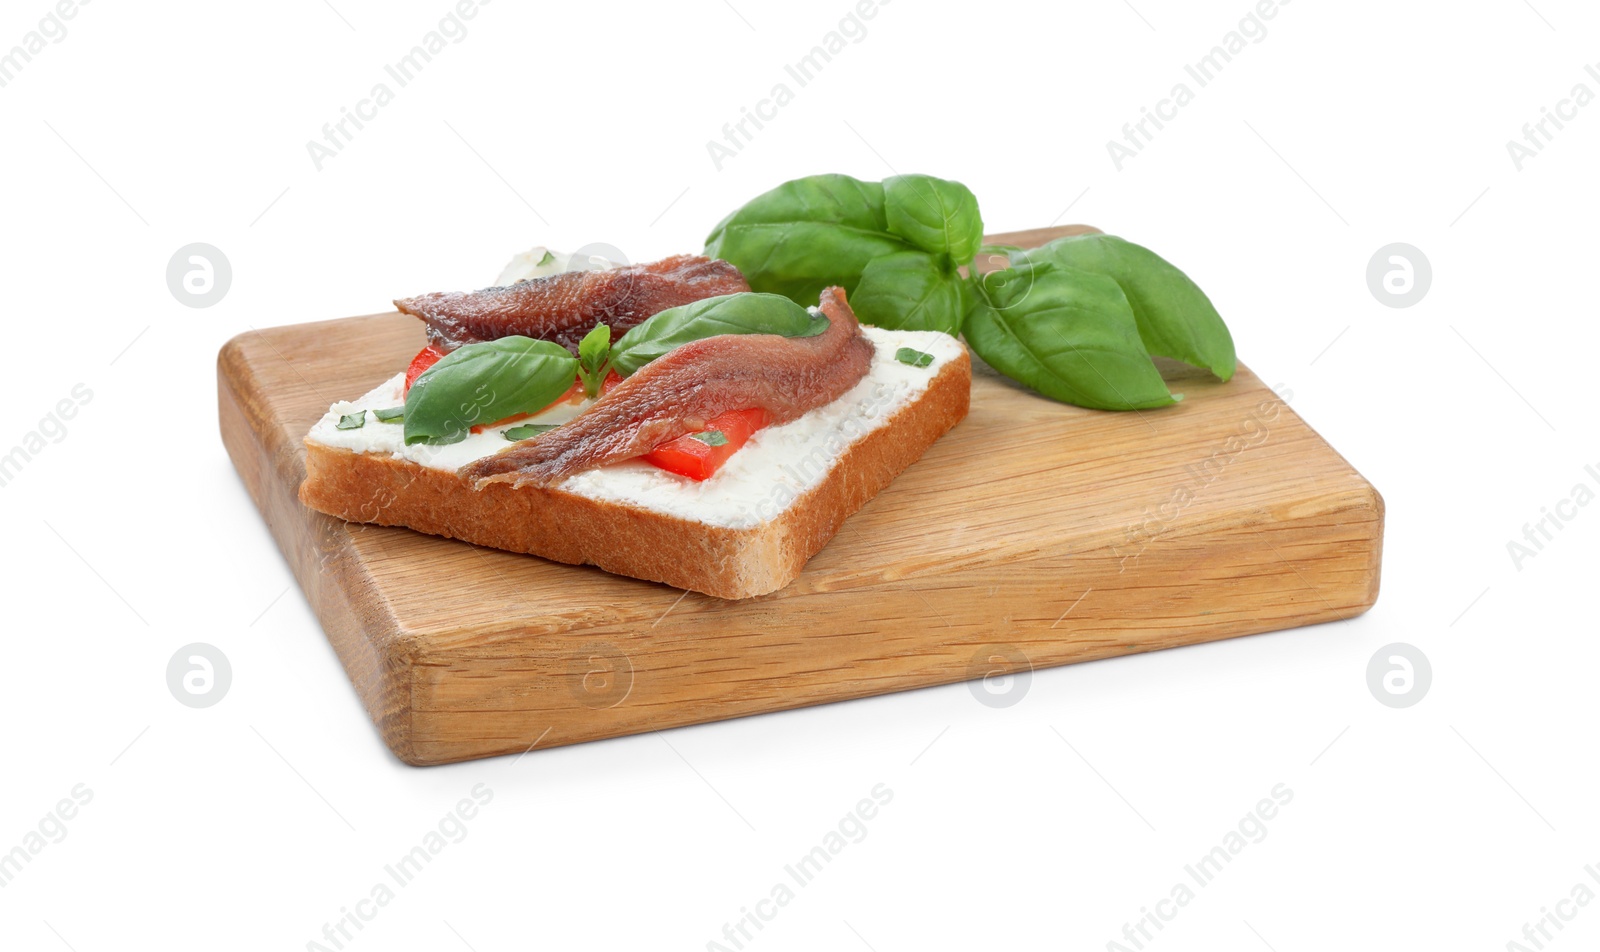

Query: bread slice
[299,327,971,598]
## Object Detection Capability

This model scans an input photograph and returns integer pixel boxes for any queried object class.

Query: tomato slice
[643,408,770,481]
[403,344,448,394]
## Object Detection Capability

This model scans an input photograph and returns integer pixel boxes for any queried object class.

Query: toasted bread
[299,328,970,598]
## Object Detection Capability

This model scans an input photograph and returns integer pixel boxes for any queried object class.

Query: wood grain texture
[217,225,1384,766]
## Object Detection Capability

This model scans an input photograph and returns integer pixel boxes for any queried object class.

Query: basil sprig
[609,293,824,377]
[403,337,578,446]
[704,173,1237,410]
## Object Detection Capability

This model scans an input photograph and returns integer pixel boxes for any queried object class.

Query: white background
[2,0,1596,949]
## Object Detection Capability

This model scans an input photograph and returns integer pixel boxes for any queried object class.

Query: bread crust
[299,350,971,599]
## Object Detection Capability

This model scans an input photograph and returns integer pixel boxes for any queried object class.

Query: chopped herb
[689,430,729,447]
[336,412,366,430]
[504,423,558,441]
[537,250,555,267]
[373,406,405,423]
[895,347,935,368]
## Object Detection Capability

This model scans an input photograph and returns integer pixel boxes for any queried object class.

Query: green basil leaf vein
[610,293,825,377]
[403,337,578,446]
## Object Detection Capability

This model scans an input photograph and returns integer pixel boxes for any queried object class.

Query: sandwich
[298,248,971,599]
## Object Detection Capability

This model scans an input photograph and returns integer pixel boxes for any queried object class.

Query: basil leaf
[577,323,611,397]
[504,423,558,441]
[373,406,405,423]
[336,412,366,430]
[895,347,934,368]
[849,251,968,335]
[578,323,610,370]
[610,293,825,376]
[403,337,578,445]
[883,174,983,266]
[689,430,729,447]
[965,262,1177,411]
[703,173,914,303]
[1017,235,1236,380]
[537,249,555,266]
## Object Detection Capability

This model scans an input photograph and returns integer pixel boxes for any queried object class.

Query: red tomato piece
[403,344,448,394]
[643,408,770,481]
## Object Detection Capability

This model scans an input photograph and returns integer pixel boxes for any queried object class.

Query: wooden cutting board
[217,225,1383,766]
